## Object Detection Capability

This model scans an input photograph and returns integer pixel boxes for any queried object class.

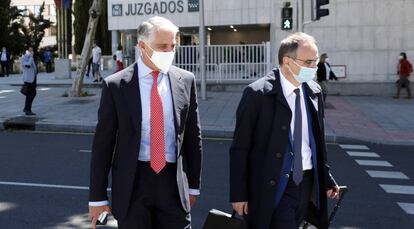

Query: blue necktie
[293,88,303,185]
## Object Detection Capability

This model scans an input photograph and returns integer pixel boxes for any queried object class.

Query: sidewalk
[1,72,414,144]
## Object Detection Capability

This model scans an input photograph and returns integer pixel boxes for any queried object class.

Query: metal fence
[174,42,271,84]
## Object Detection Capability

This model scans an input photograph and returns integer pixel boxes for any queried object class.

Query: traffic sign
[282,18,293,30]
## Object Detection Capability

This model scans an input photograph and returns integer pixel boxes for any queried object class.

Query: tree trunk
[70,0,102,97]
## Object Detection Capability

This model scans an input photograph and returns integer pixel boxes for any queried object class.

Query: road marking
[0,202,17,213]
[355,160,393,167]
[397,202,414,214]
[346,151,380,158]
[380,184,414,195]
[0,96,5,99]
[38,88,51,91]
[0,181,111,191]
[339,144,369,150]
[366,170,409,179]
[79,150,92,153]
[0,90,14,94]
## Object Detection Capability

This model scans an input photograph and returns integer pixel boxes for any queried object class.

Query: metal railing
[174,43,271,83]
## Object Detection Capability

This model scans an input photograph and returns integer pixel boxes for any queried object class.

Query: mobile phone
[96,211,109,225]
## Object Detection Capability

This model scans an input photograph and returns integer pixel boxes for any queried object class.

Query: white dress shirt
[137,58,177,163]
[279,70,313,171]
[92,46,102,64]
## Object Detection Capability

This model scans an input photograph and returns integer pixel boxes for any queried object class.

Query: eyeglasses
[289,56,320,66]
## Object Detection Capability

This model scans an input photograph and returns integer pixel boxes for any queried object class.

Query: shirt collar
[137,58,154,78]
[279,67,301,97]
[137,57,169,78]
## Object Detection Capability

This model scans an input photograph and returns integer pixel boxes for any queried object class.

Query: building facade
[107,0,414,86]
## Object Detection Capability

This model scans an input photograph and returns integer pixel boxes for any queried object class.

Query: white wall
[304,0,414,82]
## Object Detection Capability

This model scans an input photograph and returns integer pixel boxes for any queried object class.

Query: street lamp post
[199,0,207,100]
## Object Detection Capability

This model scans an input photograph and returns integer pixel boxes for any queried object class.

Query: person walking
[316,53,338,101]
[22,47,37,115]
[394,52,412,99]
[0,47,11,77]
[230,33,339,229]
[92,41,102,82]
[88,16,202,229]
[43,47,53,73]
[115,44,124,72]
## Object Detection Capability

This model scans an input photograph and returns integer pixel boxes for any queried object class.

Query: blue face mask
[290,61,318,83]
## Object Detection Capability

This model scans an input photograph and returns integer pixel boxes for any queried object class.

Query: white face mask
[288,60,318,83]
[143,42,175,73]
[325,58,329,62]
[399,56,404,60]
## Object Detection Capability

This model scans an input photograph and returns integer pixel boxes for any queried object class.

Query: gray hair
[278,32,316,65]
[137,16,179,43]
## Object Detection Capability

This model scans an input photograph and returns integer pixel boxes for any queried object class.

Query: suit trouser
[396,76,411,97]
[269,170,314,229]
[1,61,9,76]
[23,82,36,112]
[118,162,191,229]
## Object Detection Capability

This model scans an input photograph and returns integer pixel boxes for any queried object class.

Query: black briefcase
[203,209,247,229]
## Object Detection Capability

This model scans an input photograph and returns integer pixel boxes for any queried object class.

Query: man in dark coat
[230,32,339,229]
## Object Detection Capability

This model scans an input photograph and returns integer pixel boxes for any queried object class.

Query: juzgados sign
[112,0,199,17]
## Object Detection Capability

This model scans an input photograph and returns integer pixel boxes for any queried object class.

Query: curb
[3,119,414,146]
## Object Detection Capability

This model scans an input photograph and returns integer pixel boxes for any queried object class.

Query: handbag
[20,84,28,95]
[203,209,247,229]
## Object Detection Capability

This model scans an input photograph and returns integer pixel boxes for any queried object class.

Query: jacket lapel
[121,63,141,132]
[167,67,186,148]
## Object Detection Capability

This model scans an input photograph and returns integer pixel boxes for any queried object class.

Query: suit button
[281,125,287,131]
[270,180,276,186]
[276,153,282,158]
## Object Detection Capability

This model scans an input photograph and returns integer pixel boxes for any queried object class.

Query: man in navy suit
[230,32,339,229]
[89,16,202,229]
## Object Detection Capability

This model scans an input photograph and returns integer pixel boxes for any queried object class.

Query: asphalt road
[0,131,413,228]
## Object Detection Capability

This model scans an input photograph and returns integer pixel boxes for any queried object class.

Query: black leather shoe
[25,111,36,116]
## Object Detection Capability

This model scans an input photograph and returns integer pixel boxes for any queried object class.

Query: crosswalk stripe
[339,144,369,150]
[0,181,111,191]
[346,151,380,158]
[366,170,409,179]
[380,184,414,195]
[397,202,414,214]
[355,160,393,167]
[79,150,92,153]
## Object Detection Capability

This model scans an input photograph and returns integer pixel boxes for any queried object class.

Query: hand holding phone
[96,211,109,225]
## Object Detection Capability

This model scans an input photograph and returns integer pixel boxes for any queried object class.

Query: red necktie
[150,71,166,173]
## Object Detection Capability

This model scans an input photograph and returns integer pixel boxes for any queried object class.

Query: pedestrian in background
[316,53,338,101]
[43,47,53,73]
[92,41,102,82]
[22,47,37,115]
[115,44,124,72]
[0,46,11,77]
[394,52,412,99]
